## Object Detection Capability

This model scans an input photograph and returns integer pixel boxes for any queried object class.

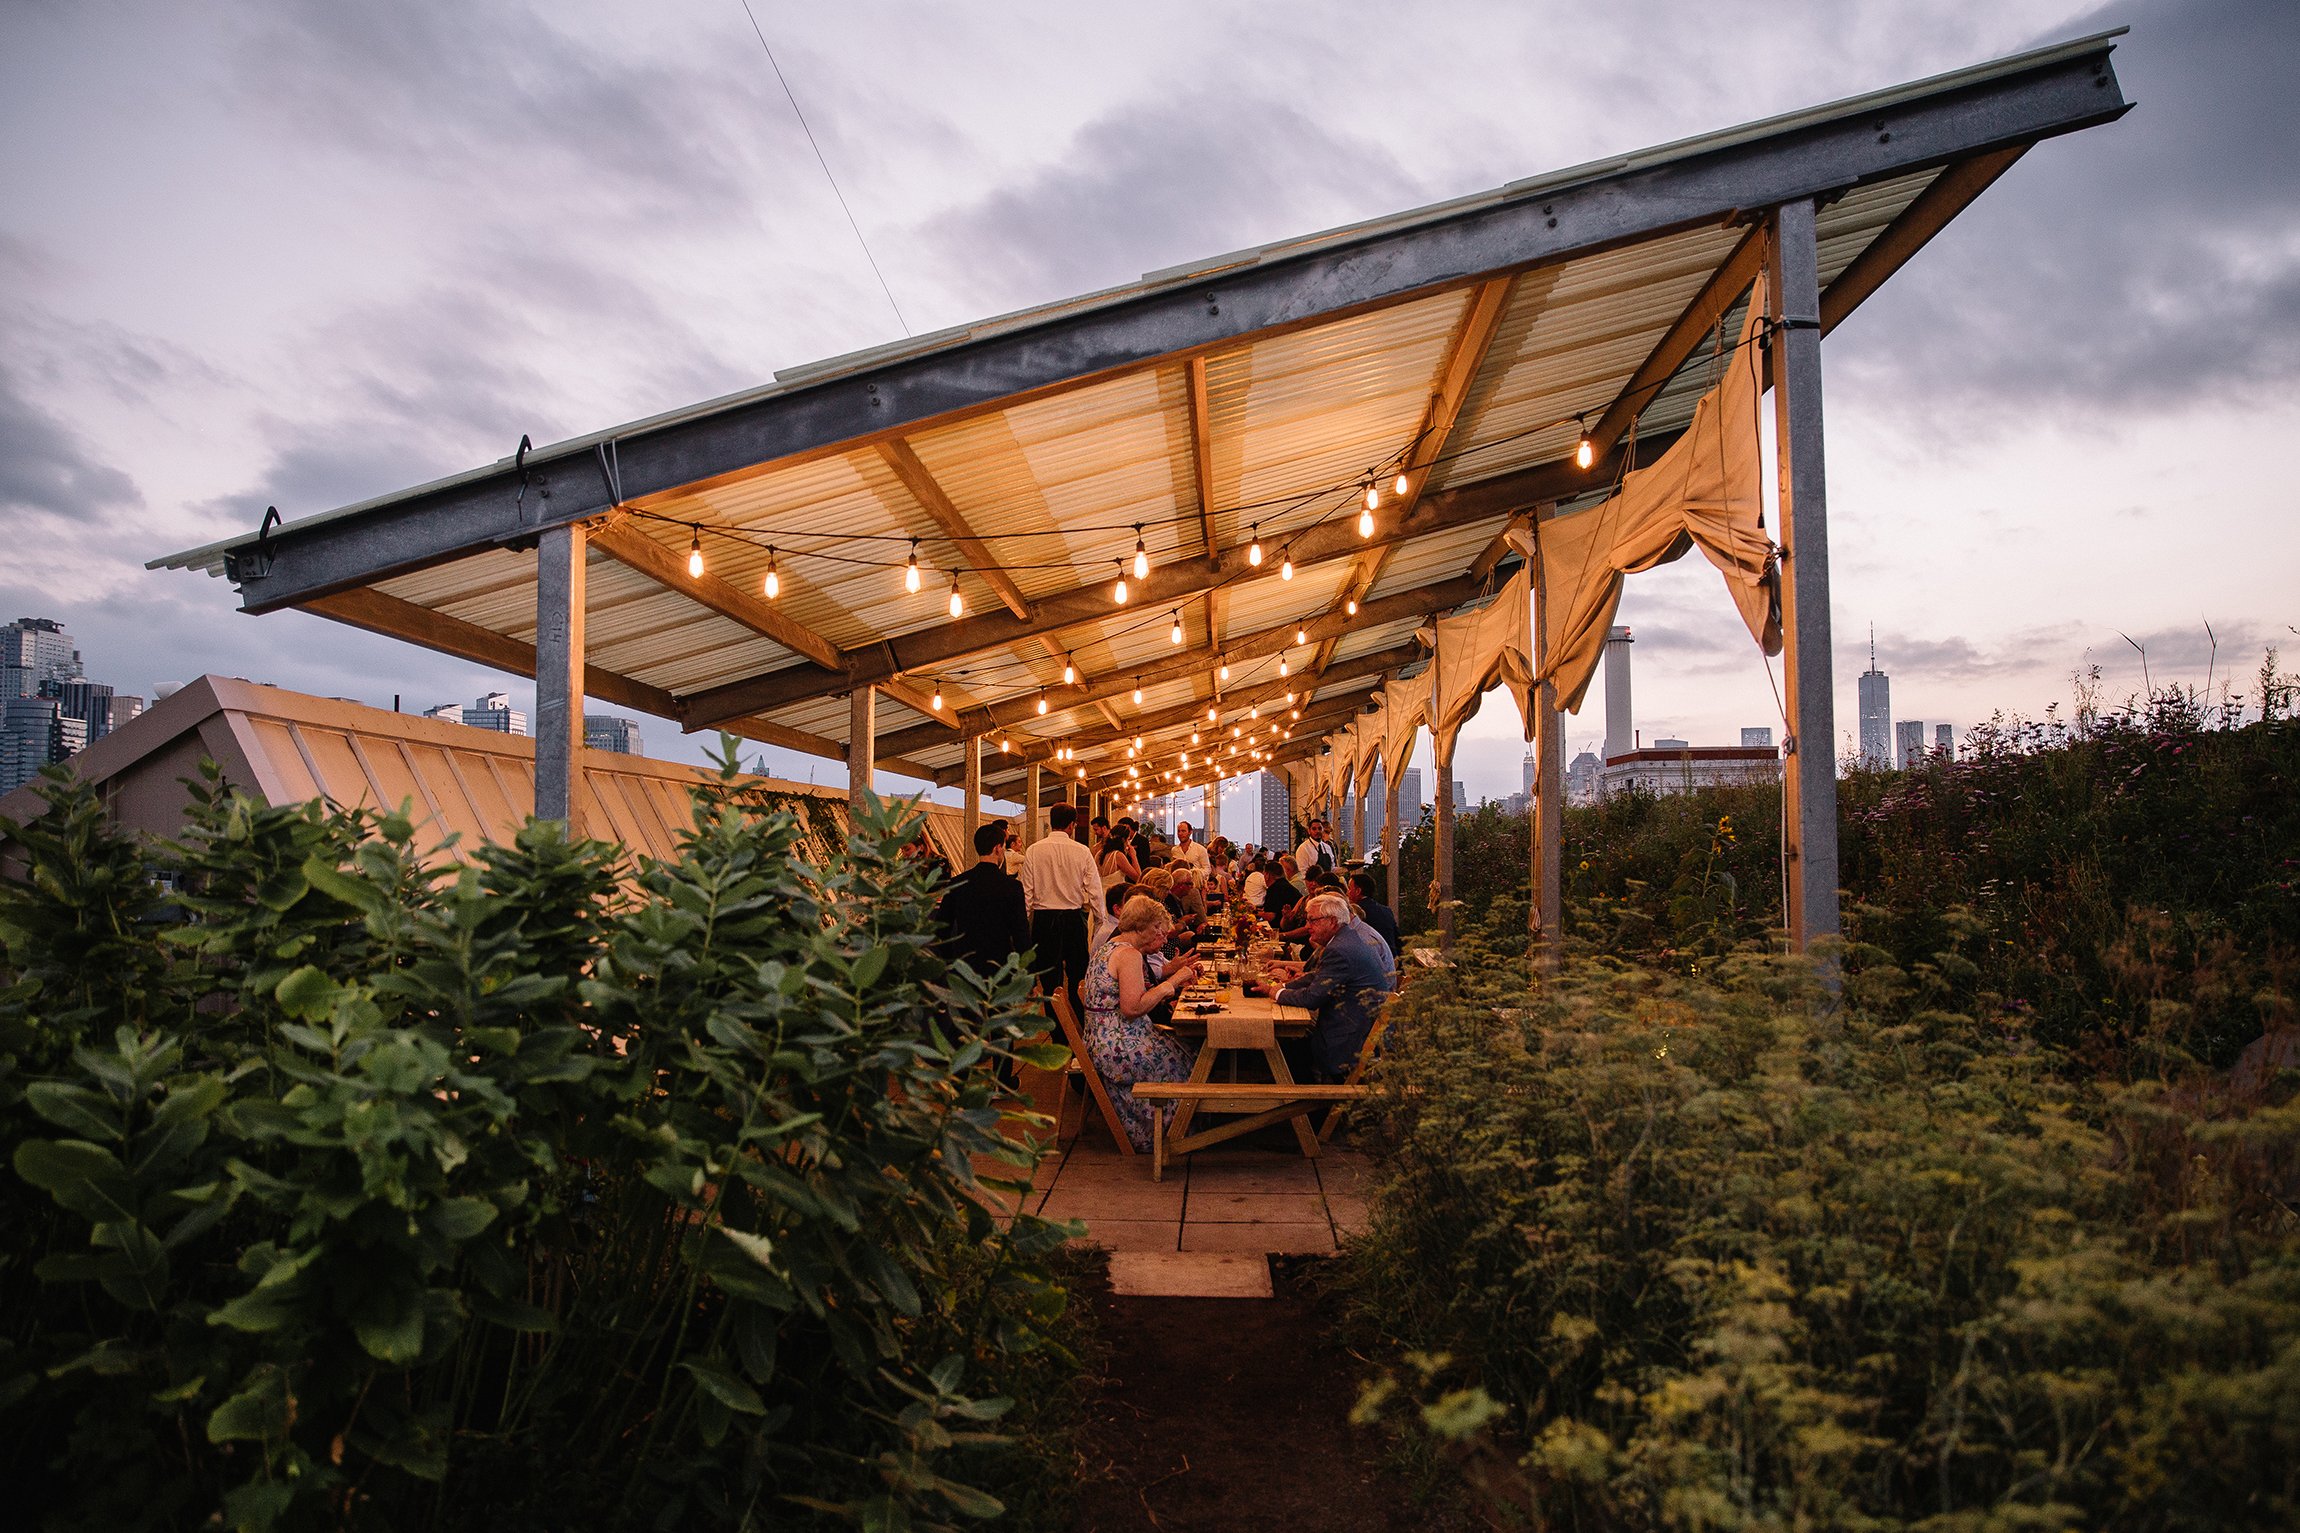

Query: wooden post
[1204,778,1220,841]
[1350,768,1367,865]
[848,684,875,813]
[1530,510,1563,974]
[1770,200,1842,954]
[963,735,982,835]
[1383,756,1402,910]
[1025,763,1043,845]
[534,522,585,828]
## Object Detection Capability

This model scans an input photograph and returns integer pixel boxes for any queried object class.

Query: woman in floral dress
[1082,895,1202,1152]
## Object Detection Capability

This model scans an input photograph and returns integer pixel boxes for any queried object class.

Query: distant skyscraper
[1258,771,1291,852]
[1604,626,1634,762]
[1451,779,1467,810]
[1935,723,1954,760]
[463,691,529,736]
[1,696,75,794]
[1741,726,1774,748]
[1858,628,1892,767]
[1,617,81,700]
[1399,768,1425,827]
[1363,765,1386,844]
[586,715,642,754]
[1521,750,1537,797]
[1566,750,1601,805]
[1895,720,1927,771]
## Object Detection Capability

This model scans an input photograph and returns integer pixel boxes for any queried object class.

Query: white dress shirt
[1173,838,1210,875]
[1021,833,1107,916]
[1296,837,1331,874]
[1243,870,1269,907]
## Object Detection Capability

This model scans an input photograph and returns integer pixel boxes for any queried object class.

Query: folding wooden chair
[1044,987,1135,1157]
[1317,1002,1391,1144]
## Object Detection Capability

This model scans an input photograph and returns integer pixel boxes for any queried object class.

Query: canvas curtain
[1428,562,1535,758]
[1536,272,1781,712]
[1380,669,1428,786]
[1354,694,1389,789]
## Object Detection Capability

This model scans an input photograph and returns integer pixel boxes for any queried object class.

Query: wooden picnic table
[1135,991,1332,1178]
[1162,990,1313,1037]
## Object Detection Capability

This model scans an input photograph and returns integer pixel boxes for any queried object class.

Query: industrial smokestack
[1604,625,1634,762]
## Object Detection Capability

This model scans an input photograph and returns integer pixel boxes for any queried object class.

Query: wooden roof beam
[1820,146,2027,333]
[589,519,843,670]
[875,437,1034,621]
[681,447,1579,727]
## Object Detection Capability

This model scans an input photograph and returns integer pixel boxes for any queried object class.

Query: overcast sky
[4,0,2293,814]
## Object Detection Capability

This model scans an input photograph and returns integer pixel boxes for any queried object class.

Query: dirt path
[1064,1260,1445,1533]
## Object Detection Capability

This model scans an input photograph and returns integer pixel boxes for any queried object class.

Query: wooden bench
[1132,1081,1367,1180]
[1043,987,1135,1157]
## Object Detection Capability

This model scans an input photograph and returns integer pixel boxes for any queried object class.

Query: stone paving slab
[1184,1190,1333,1225]
[1180,1220,1337,1254]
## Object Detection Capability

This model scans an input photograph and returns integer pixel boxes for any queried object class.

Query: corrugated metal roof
[147,31,2127,805]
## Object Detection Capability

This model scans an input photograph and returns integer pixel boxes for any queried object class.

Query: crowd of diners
[926,807,1400,1153]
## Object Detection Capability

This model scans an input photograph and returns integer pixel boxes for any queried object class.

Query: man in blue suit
[1272,891,1396,1083]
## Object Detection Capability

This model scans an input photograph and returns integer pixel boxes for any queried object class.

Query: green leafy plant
[2,749,1083,1531]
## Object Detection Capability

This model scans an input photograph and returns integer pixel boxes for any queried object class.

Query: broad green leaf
[14,1138,135,1223]
[681,1357,765,1415]
[272,965,336,1021]
[207,1368,291,1443]
[353,1290,427,1365]
[25,1082,119,1141]
[425,1196,498,1241]
[851,944,890,990]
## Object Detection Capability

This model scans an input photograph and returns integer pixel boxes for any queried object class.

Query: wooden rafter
[681,445,1583,727]
[874,438,1034,621]
[1819,147,2026,333]
[589,519,843,671]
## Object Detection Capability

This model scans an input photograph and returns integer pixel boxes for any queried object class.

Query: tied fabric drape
[1537,272,1781,712]
[1427,562,1535,757]
[1380,670,1428,787]
[1354,695,1388,791]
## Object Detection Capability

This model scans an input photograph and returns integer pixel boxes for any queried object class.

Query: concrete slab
[1183,1167,1324,1198]
[1185,1191,1332,1225]
[1107,1251,1273,1298]
[1180,1220,1337,1255]
[1324,1196,1371,1237]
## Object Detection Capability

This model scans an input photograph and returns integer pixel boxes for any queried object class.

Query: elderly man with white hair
[1266,889,1396,1083]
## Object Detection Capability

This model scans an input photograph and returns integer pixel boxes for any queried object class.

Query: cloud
[0,357,141,526]
[1834,0,2300,423]
[919,93,1422,308]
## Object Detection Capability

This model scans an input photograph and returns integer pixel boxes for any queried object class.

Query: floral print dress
[1081,941,1196,1152]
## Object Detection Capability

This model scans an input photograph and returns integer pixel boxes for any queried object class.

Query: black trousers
[1030,909,1091,1008]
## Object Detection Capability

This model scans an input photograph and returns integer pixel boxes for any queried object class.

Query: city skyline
[4,2,2293,811]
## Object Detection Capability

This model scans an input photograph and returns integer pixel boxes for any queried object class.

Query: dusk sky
[4,0,2293,814]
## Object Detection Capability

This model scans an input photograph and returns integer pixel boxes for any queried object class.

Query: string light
[947,575,964,617]
[1000,735,1010,752]
[1218,656,1230,682]
[1358,505,1376,538]
[1394,470,1411,496]
[1247,526,1264,567]
[1285,690,1296,705]
[1575,413,1595,470]
[1278,656,1289,678]
[905,540,922,594]
[1206,703,1218,722]
[1063,656,1077,686]
[687,527,706,579]
[1132,524,1150,580]
[1133,678,1144,704]
[930,680,944,711]
[1345,597,1358,616]
[1036,691,1049,715]
[762,548,781,599]
[1280,554,1294,580]
[1170,611,1185,645]
[1364,480,1380,511]
[1296,626,1308,645]
[1133,736,1143,750]
[1112,561,1129,605]
[1190,731,1199,745]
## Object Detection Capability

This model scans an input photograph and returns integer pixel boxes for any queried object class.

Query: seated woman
[1080,895,1203,1153]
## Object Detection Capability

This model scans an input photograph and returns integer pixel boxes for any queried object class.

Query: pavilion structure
[158,31,2130,957]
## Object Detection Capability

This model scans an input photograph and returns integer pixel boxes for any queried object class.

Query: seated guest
[1170,867,1209,926]
[934,820,1031,977]
[1260,855,1303,921]
[1347,869,1403,959]
[1080,896,1203,1152]
[1270,892,1397,1083]
[1242,855,1271,910]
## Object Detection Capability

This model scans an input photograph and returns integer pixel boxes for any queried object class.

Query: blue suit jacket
[1276,919,1397,1081]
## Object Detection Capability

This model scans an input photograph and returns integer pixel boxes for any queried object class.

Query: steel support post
[1530,512,1563,973]
[848,685,876,814]
[534,522,585,827]
[1433,733,1457,951]
[1770,200,1842,953]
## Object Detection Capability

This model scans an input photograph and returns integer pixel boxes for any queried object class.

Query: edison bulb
[1280,557,1294,580]
[1576,434,1595,470]
[947,577,964,616]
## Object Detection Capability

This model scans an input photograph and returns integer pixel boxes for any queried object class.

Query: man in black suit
[935,820,1031,979]
[1347,870,1403,959]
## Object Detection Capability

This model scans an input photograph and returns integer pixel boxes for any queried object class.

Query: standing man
[1171,821,1211,878]
[1022,802,1105,1007]
[935,820,1031,978]
[1296,819,1334,880]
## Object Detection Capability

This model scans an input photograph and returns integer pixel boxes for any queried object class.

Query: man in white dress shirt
[1020,801,1106,1005]
[1296,819,1334,880]
[1171,821,1211,877]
